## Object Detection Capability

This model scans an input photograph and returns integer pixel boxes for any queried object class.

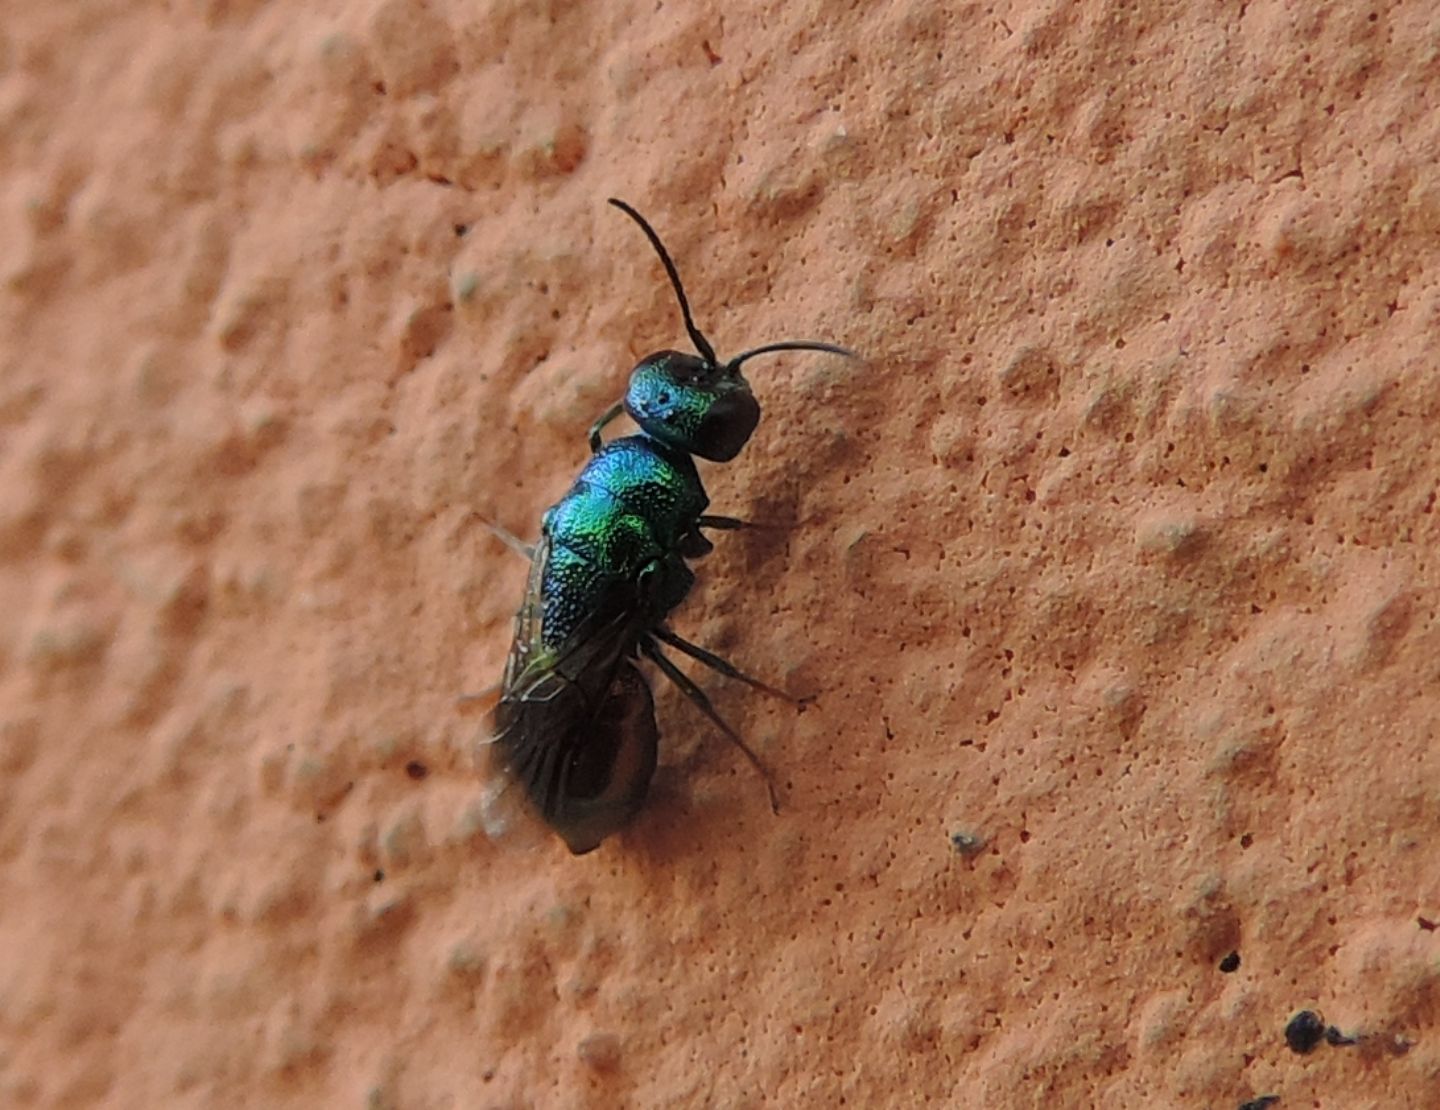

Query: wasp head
[624,351,760,462]
[608,198,856,462]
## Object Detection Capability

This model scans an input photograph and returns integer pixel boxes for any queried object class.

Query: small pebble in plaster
[577,1031,621,1072]
[949,830,987,857]
[1284,1009,1326,1054]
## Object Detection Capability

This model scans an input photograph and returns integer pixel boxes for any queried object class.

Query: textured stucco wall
[2,1,1438,1106]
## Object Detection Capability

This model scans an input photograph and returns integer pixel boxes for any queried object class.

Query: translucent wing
[490,534,658,853]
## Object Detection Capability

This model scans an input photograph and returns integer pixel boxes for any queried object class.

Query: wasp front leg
[587,401,624,452]
[677,515,787,558]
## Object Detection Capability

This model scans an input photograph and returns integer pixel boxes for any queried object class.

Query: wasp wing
[490,533,657,851]
[499,535,636,701]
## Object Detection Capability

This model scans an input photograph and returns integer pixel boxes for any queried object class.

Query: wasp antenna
[727,340,858,371]
[608,198,720,366]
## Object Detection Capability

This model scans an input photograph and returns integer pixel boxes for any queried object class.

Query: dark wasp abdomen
[539,435,709,649]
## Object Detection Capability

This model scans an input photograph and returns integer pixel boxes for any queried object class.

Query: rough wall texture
[2,1,1438,1106]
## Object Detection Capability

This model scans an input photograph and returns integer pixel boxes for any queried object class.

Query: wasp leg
[640,638,781,814]
[458,682,502,712]
[651,625,796,704]
[697,514,789,532]
[482,520,534,560]
[588,401,625,452]
[459,521,529,710]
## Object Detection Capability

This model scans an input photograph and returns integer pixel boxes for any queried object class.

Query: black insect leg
[588,401,624,452]
[692,515,789,558]
[697,514,787,532]
[639,638,781,814]
[651,625,796,703]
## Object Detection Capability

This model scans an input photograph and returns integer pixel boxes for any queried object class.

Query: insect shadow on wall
[481,198,855,855]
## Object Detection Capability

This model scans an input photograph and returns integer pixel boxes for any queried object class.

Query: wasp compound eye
[694,388,761,462]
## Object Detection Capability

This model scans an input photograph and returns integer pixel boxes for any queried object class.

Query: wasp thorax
[624,351,761,462]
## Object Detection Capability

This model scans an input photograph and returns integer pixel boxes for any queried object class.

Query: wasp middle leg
[650,625,796,704]
[639,638,781,814]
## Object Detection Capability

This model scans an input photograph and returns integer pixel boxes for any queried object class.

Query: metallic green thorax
[539,432,707,650]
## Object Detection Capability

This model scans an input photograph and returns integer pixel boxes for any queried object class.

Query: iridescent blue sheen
[540,434,706,647]
[625,352,760,462]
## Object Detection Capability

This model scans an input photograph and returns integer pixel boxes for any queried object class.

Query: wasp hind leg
[651,625,796,704]
[640,638,781,814]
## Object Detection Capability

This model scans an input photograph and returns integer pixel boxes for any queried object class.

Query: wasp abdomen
[491,662,659,856]
[553,664,660,854]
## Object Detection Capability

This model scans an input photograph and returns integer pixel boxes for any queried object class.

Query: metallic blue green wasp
[489,199,853,854]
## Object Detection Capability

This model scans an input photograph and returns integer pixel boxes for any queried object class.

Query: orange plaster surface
[2,1,1438,1106]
